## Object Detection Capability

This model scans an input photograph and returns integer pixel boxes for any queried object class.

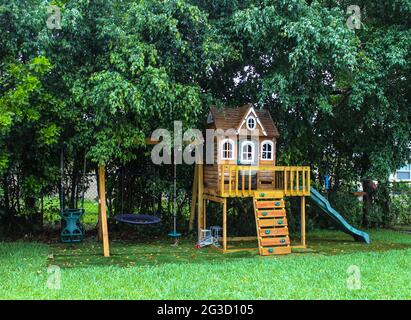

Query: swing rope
[168,154,181,241]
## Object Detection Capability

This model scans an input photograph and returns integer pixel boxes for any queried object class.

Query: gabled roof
[208,104,280,138]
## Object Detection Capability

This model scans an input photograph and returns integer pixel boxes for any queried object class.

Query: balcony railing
[218,165,311,197]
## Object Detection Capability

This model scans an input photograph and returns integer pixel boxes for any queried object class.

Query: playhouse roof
[208,104,280,138]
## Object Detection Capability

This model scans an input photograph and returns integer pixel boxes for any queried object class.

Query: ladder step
[255,200,285,209]
[259,227,289,237]
[261,246,291,256]
[261,236,290,246]
[258,217,288,227]
[257,209,286,218]
[254,191,284,199]
[254,195,291,256]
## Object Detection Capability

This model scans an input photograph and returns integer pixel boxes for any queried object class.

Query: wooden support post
[96,168,102,242]
[203,199,207,229]
[98,166,110,257]
[228,165,232,195]
[97,201,103,242]
[302,168,306,194]
[301,196,306,247]
[197,164,204,242]
[188,164,198,232]
[223,198,227,253]
[220,165,224,195]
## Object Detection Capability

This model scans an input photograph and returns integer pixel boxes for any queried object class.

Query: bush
[327,191,364,228]
[364,204,385,228]
[390,193,411,226]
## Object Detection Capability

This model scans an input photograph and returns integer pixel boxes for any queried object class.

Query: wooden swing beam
[98,166,110,257]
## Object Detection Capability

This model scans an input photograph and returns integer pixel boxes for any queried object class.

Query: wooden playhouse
[190,104,311,256]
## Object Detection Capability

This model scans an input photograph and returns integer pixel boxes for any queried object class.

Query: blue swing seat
[60,208,85,243]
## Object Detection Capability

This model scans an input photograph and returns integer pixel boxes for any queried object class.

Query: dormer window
[246,116,256,130]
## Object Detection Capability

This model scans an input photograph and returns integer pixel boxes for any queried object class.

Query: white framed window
[221,139,235,160]
[261,140,274,160]
[241,141,255,163]
[246,116,256,130]
[395,164,411,181]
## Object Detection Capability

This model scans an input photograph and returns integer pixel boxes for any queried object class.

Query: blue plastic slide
[310,187,370,244]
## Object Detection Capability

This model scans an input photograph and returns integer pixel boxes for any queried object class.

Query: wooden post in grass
[98,166,110,257]
[197,164,204,242]
[96,167,103,242]
[188,164,198,232]
[97,201,102,242]
[301,196,306,247]
[203,199,207,229]
[223,198,227,253]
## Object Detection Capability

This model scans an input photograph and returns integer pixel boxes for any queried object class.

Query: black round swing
[114,213,161,225]
[113,166,161,226]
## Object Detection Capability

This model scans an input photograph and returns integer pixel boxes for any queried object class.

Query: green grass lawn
[0,229,410,299]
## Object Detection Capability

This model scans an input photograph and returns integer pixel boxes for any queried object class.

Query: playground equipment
[93,104,370,258]
[196,226,222,249]
[114,214,161,225]
[60,209,85,243]
[190,104,370,256]
[59,148,86,243]
[310,187,370,243]
[168,162,182,245]
[113,166,161,225]
[112,158,181,247]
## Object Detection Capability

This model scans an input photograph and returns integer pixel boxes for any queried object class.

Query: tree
[0,56,62,228]
[0,0,409,231]
[190,0,410,225]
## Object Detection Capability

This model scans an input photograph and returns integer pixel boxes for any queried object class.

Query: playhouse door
[238,139,258,189]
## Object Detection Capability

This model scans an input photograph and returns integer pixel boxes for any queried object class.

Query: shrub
[390,193,411,226]
[328,191,364,228]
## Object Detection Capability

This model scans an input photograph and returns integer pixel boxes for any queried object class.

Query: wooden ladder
[253,192,291,256]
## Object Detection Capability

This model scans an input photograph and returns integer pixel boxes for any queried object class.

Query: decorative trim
[236,106,267,136]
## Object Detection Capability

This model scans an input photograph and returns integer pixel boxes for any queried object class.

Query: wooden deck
[204,165,311,198]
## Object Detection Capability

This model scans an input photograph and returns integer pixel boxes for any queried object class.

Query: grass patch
[0,229,410,299]
[43,197,99,226]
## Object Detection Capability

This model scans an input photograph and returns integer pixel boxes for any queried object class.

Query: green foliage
[0,55,62,220]
[390,193,411,225]
[0,0,410,232]
[328,191,364,227]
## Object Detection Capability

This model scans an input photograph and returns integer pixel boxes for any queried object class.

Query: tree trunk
[25,196,43,233]
[379,181,391,227]
[362,179,374,227]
